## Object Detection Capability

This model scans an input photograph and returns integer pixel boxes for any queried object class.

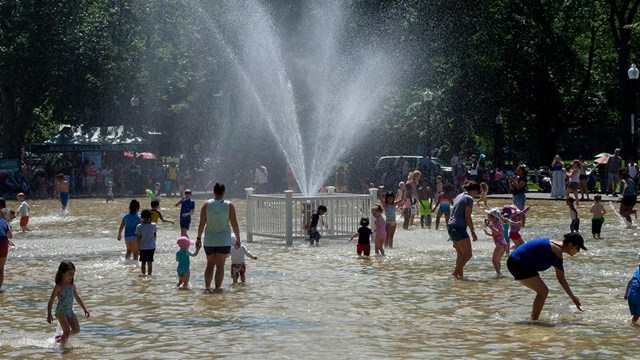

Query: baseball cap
[563,232,587,251]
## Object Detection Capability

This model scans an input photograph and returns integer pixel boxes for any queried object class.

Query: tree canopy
[1,0,639,168]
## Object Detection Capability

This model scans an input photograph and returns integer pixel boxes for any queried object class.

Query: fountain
[191,0,411,195]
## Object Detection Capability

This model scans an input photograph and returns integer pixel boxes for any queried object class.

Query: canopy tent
[30,126,147,153]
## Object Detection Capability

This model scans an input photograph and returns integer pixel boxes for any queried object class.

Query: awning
[30,126,147,153]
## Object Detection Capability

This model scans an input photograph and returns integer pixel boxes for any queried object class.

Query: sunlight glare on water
[1,197,640,358]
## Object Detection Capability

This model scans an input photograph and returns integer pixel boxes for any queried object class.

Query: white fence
[245,186,379,245]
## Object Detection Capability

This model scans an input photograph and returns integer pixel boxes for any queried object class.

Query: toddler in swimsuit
[372,204,387,255]
[176,236,200,288]
[47,260,90,348]
[483,209,509,277]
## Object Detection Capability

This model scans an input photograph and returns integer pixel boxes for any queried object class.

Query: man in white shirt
[254,164,269,193]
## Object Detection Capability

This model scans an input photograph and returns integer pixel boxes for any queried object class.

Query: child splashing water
[47,261,90,348]
[502,204,531,249]
[483,209,509,277]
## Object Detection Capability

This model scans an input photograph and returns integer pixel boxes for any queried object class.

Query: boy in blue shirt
[175,190,195,237]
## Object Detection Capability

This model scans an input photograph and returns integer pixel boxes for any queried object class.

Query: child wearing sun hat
[483,208,509,277]
[176,236,199,289]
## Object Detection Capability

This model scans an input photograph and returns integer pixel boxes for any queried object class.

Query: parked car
[374,155,452,189]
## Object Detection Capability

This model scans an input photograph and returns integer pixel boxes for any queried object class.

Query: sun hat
[486,208,502,219]
[563,232,587,251]
[177,236,194,248]
[501,204,519,217]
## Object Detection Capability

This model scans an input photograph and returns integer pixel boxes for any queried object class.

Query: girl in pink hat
[483,209,509,278]
[176,236,199,289]
[502,204,531,250]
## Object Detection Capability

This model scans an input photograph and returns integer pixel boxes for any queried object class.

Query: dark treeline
[1,0,639,168]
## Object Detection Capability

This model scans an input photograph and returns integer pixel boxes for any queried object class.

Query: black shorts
[507,256,539,280]
[622,195,638,207]
[139,249,155,262]
[204,246,231,256]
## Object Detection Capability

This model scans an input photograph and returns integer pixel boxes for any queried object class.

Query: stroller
[537,166,551,192]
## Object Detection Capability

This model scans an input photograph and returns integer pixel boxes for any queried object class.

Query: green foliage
[0,0,638,167]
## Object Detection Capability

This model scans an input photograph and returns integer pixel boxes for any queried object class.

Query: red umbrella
[594,155,609,164]
[137,152,157,160]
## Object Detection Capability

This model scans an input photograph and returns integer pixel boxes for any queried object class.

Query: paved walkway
[488,191,620,202]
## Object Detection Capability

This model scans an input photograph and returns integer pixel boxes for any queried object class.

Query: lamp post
[495,113,504,168]
[629,64,639,160]
[423,88,434,155]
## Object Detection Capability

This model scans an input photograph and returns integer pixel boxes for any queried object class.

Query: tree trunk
[0,84,33,158]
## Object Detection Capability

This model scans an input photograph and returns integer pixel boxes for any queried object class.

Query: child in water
[136,209,157,276]
[502,204,530,249]
[567,197,579,233]
[176,236,199,289]
[16,192,31,231]
[305,205,327,246]
[483,208,509,277]
[105,181,114,203]
[229,236,258,284]
[371,204,386,256]
[47,261,90,348]
[477,182,489,209]
[116,200,141,260]
[150,199,174,225]
[350,217,372,256]
[590,194,606,239]
[624,253,640,325]
[417,179,432,229]
[433,184,453,230]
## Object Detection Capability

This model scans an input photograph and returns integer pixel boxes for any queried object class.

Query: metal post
[326,186,335,235]
[285,190,293,246]
[245,188,254,242]
[369,188,378,210]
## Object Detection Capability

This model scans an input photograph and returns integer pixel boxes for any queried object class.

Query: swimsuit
[55,285,75,317]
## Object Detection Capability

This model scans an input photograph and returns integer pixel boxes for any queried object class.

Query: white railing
[246,186,379,245]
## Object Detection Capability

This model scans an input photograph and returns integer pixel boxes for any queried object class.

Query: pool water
[1,196,639,359]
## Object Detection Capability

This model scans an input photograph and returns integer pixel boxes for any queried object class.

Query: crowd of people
[5,147,640,348]
[9,153,198,200]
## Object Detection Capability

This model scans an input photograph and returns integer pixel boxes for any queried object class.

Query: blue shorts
[628,293,640,316]
[439,203,450,213]
[204,246,231,256]
[447,224,469,242]
[513,193,526,210]
[180,216,191,230]
[124,236,137,244]
[60,192,69,207]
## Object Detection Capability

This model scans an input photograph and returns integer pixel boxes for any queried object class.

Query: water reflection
[0,197,639,358]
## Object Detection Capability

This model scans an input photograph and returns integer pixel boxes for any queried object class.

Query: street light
[629,64,638,160]
[422,88,434,156]
[495,113,504,168]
